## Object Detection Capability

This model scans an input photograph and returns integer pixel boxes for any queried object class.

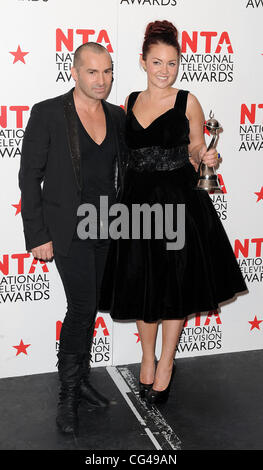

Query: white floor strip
[107,365,162,450]
[106,365,181,451]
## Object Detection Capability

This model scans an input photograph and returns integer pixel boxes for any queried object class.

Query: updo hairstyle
[142,20,180,60]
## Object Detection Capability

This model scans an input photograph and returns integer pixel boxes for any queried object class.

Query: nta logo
[180,31,234,83]
[239,104,263,151]
[56,316,109,341]
[56,29,113,52]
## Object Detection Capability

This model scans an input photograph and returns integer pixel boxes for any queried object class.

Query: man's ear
[71,66,77,82]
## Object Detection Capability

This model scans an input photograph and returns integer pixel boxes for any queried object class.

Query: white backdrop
[0,0,262,379]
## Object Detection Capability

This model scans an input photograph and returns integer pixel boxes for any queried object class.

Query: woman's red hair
[142,20,180,59]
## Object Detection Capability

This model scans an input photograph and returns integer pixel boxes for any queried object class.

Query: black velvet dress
[99,90,247,322]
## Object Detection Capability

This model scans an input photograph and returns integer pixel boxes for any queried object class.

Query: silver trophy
[196,111,222,192]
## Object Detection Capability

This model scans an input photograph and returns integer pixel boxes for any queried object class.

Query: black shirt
[78,104,116,205]
[75,104,117,240]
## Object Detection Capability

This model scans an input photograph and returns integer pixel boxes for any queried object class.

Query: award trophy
[196,111,222,192]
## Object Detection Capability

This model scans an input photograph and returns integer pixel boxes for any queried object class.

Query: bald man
[19,43,127,435]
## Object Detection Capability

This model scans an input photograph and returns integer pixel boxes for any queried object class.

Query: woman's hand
[199,144,219,167]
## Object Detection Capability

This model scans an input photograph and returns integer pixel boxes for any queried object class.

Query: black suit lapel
[62,92,126,194]
[103,100,124,193]
[62,88,82,190]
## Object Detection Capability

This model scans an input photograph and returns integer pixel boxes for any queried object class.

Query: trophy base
[195,175,222,192]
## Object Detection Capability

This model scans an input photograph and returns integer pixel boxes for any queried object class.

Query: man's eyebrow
[85,67,112,72]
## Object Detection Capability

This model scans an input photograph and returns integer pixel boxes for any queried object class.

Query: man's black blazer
[19,88,128,256]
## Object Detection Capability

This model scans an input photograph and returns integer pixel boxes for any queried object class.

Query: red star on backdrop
[134,333,141,343]
[248,316,263,331]
[13,339,31,356]
[254,187,263,203]
[9,45,29,64]
[12,199,21,215]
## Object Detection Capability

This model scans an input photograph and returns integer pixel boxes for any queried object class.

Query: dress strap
[174,90,189,114]
[127,91,140,111]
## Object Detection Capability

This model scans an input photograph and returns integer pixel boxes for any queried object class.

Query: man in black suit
[19,42,127,434]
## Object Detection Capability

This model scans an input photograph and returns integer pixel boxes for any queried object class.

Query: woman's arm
[186,93,218,171]
[124,95,129,114]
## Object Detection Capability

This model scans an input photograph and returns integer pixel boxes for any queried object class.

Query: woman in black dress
[99,20,247,404]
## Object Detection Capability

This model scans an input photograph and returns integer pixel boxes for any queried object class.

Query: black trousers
[54,238,110,354]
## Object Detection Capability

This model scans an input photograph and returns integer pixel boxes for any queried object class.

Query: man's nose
[97,73,105,85]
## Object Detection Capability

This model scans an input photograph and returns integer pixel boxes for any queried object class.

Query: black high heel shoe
[139,357,157,399]
[146,363,175,405]
[139,381,154,399]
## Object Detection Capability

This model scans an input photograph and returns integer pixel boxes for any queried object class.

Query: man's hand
[31,241,53,261]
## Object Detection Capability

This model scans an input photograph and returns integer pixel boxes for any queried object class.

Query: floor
[0,350,262,451]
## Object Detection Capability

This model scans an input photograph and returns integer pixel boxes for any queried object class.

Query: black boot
[79,352,109,407]
[56,351,83,434]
